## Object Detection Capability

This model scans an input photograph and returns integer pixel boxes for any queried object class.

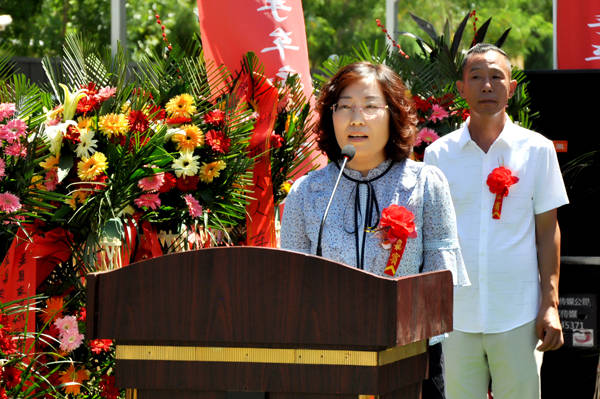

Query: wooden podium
[87,247,452,398]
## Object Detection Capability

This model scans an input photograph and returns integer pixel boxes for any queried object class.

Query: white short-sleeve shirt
[424,117,569,333]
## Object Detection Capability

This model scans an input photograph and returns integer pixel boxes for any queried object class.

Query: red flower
[64,125,81,144]
[128,110,149,133]
[0,387,7,399]
[0,329,16,354]
[176,175,200,192]
[379,204,417,242]
[90,338,113,354]
[76,96,100,114]
[77,307,87,322]
[412,95,432,112]
[99,375,120,399]
[486,167,519,197]
[4,366,21,389]
[146,104,166,121]
[166,116,192,125]
[159,173,177,193]
[82,82,98,94]
[205,130,231,154]
[270,132,284,149]
[203,109,226,126]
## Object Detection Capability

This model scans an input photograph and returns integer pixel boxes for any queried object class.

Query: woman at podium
[280,62,469,399]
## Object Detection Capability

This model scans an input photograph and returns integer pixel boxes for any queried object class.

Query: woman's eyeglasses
[331,103,389,117]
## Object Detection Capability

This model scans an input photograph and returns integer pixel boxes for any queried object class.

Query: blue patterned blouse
[280,158,469,286]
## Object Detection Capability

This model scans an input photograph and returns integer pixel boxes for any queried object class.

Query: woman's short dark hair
[315,62,417,162]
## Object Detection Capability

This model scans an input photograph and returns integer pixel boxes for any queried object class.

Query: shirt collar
[343,159,394,180]
[458,114,517,150]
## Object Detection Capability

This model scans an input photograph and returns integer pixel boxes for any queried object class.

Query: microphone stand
[316,145,355,256]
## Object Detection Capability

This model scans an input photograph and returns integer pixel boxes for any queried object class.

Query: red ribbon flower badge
[377,204,417,277]
[486,166,519,219]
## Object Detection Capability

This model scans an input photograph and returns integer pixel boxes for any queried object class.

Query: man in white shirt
[424,43,569,399]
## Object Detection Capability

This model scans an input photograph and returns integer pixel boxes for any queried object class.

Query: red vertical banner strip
[245,74,279,247]
[556,0,600,69]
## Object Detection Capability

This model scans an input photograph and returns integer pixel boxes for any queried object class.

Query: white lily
[59,83,87,121]
[44,120,77,155]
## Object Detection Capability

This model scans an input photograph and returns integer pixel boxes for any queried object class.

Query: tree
[0,0,198,61]
[302,0,385,69]
[393,0,553,69]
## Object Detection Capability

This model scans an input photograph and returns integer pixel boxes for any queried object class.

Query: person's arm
[421,166,469,287]
[280,177,311,254]
[534,208,563,351]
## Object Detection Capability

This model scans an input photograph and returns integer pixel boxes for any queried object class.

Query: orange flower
[199,160,226,183]
[67,190,90,210]
[77,116,94,130]
[165,94,196,119]
[59,364,90,395]
[172,124,204,152]
[40,154,60,171]
[42,297,64,324]
[77,152,108,181]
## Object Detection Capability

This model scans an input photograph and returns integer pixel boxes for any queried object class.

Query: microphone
[316,144,356,256]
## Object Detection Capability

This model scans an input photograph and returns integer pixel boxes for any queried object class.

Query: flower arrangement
[0,73,66,258]
[411,93,469,160]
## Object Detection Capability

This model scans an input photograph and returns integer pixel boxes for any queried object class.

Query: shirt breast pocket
[496,193,533,224]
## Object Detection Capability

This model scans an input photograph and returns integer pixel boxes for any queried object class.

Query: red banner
[197,0,313,101]
[198,0,314,247]
[556,0,600,69]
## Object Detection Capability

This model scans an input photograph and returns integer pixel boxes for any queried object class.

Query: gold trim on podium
[125,388,137,399]
[115,340,426,367]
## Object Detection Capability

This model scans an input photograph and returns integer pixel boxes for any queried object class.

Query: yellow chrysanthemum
[40,154,60,170]
[66,190,89,210]
[199,160,226,183]
[165,94,196,118]
[98,113,129,137]
[172,124,204,152]
[77,152,108,181]
[77,116,94,130]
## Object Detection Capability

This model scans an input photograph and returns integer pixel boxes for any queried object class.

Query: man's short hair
[460,43,512,77]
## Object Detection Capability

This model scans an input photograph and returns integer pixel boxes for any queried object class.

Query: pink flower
[0,159,5,179]
[59,329,85,352]
[138,172,165,192]
[428,104,449,123]
[0,192,22,213]
[183,194,203,218]
[0,119,27,142]
[134,193,161,210]
[0,103,16,121]
[54,315,78,337]
[45,169,59,191]
[4,141,27,157]
[96,86,117,102]
[415,128,440,147]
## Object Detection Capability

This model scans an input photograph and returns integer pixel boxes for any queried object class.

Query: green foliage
[302,0,386,69]
[0,0,198,62]
[393,0,553,69]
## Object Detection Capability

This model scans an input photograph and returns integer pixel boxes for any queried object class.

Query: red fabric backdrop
[556,0,600,69]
